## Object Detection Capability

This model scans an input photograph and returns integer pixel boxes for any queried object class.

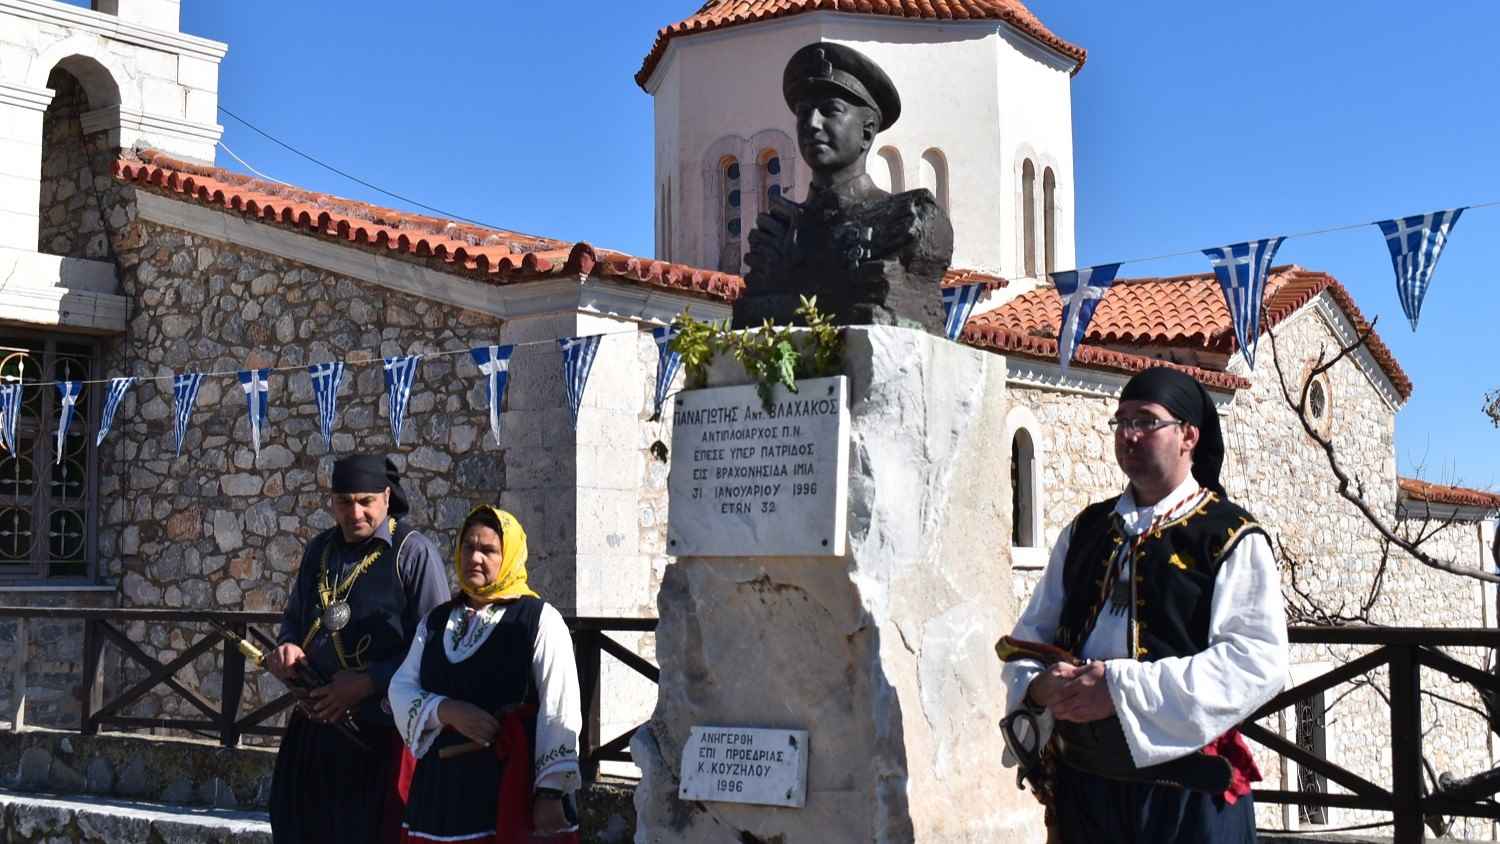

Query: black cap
[331,454,409,517]
[783,42,901,132]
[1119,367,1226,498]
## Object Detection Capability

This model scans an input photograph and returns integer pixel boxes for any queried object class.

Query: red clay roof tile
[115,151,745,303]
[961,320,1252,391]
[637,0,1087,89]
[1399,477,1500,511]
[980,266,1412,400]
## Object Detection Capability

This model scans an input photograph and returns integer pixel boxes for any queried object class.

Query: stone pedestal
[633,326,1042,842]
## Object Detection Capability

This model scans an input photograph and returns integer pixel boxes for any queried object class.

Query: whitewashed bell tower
[639,1,1084,286]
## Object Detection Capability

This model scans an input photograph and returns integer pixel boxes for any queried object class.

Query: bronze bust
[733,43,954,334]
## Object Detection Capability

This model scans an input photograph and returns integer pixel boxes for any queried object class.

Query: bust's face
[795,94,876,175]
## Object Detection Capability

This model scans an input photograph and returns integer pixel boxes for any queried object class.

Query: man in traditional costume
[1001,367,1289,843]
[388,505,582,842]
[266,455,450,844]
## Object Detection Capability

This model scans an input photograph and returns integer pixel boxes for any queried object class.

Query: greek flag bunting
[651,325,682,419]
[558,335,602,428]
[0,380,19,455]
[469,345,514,446]
[1052,264,1122,370]
[1375,208,1465,331]
[54,381,82,464]
[941,283,986,341]
[238,368,271,458]
[383,355,421,446]
[308,362,345,450]
[96,377,136,447]
[171,371,205,458]
[1203,237,1285,369]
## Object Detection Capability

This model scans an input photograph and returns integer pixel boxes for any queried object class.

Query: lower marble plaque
[667,375,850,557]
[678,725,810,808]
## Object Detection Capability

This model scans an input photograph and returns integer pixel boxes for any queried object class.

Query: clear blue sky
[166,0,1498,489]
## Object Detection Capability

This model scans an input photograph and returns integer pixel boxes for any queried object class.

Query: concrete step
[0,789,269,843]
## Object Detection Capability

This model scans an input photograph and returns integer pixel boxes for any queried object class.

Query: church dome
[637,0,1086,89]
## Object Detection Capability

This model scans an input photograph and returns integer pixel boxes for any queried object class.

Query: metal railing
[1248,626,1500,843]
[0,606,659,782]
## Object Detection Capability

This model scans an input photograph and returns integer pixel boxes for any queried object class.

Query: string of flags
[0,201,1486,460]
[941,205,1473,371]
[0,331,642,461]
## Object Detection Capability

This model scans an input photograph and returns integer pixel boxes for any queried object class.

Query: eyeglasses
[1108,417,1184,435]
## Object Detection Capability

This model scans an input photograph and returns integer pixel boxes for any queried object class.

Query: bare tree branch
[1267,321,1500,584]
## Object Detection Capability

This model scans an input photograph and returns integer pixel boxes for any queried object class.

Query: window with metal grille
[0,335,98,581]
[1295,691,1329,825]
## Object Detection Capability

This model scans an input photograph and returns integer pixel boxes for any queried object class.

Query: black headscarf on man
[1119,367,1226,497]
[330,455,410,518]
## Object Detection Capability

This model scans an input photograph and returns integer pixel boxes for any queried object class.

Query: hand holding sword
[208,621,373,753]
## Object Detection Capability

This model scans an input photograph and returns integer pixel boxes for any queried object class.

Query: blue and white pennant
[55,381,82,464]
[469,345,514,446]
[1052,264,1122,370]
[0,379,19,455]
[941,283,986,341]
[651,325,682,420]
[307,362,344,450]
[383,355,421,446]
[1375,208,1464,331]
[238,368,270,457]
[1203,237,1285,369]
[96,377,136,447]
[558,335,602,428]
[171,372,205,458]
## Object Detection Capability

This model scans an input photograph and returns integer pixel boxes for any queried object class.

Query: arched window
[758,149,783,214]
[39,58,121,261]
[1043,167,1057,275]
[1021,159,1037,278]
[1011,429,1037,547]
[718,156,742,273]
[919,148,949,210]
[871,146,903,194]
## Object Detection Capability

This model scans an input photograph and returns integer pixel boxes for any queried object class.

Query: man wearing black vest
[1002,367,1288,843]
[265,455,449,844]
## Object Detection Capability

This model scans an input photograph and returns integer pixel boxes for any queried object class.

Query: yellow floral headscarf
[456,505,539,603]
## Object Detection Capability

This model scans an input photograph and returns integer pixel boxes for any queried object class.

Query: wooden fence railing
[0,607,658,782]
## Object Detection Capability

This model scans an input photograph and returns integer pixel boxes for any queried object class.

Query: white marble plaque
[678,726,810,808]
[667,375,849,557]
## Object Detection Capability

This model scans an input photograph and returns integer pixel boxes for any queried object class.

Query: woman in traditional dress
[389,505,582,842]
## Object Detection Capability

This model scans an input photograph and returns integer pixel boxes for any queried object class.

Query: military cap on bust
[782,42,902,132]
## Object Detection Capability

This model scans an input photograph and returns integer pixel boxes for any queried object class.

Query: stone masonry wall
[37,70,119,262]
[1007,298,1496,839]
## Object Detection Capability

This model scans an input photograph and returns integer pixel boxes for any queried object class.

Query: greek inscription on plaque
[679,726,810,808]
[668,375,849,557]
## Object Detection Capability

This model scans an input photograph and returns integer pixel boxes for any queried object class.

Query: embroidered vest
[299,519,414,722]
[1054,491,1267,661]
[419,596,543,713]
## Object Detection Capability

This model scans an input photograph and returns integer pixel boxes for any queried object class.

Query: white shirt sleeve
[387,611,448,759]
[532,603,583,794]
[998,521,1075,765]
[1103,530,1289,767]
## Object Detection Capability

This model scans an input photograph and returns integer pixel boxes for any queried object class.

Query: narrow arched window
[758,149,782,214]
[719,157,742,273]
[1011,429,1036,547]
[1022,160,1037,278]
[920,148,949,210]
[872,146,903,194]
[1043,167,1057,275]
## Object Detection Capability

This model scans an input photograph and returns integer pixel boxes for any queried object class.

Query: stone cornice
[1005,355,1235,408]
[1308,293,1404,411]
[0,284,127,334]
[0,0,228,61]
[82,105,223,144]
[134,191,730,327]
[0,81,55,112]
